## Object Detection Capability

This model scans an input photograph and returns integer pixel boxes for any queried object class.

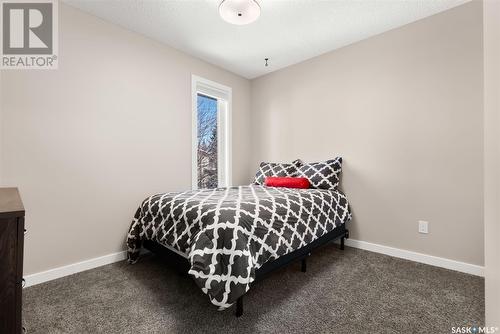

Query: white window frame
[191,75,232,189]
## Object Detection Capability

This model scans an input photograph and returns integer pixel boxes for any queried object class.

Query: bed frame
[143,224,349,317]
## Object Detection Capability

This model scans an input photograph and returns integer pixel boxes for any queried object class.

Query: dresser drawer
[0,188,25,334]
[0,218,21,334]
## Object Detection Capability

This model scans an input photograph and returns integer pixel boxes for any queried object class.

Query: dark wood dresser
[0,188,25,334]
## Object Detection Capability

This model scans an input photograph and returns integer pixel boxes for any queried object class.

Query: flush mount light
[219,0,261,25]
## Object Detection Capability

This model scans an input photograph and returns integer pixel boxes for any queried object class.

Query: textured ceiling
[63,0,471,79]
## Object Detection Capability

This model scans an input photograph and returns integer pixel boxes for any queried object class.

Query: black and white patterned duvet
[126,185,351,310]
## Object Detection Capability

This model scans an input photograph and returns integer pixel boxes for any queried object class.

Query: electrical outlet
[418,221,429,234]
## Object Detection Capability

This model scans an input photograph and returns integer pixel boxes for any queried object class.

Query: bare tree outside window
[197,94,218,189]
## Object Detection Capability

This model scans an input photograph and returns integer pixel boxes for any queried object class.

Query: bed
[126,184,351,316]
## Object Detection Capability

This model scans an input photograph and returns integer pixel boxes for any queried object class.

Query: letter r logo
[2,2,53,54]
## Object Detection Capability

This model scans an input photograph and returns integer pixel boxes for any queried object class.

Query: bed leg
[340,237,345,250]
[301,258,307,272]
[236,296,243,317]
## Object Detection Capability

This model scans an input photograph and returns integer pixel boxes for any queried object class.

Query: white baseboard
[344,238,484,277]
[23,239,484,288]
[24,251,128,287]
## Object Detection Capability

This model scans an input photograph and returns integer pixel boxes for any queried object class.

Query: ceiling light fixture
[219,0,261,25]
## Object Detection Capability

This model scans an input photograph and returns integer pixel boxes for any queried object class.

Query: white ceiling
[63,0,471,79]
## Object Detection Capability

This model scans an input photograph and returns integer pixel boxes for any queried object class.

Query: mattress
[126,185,351,309]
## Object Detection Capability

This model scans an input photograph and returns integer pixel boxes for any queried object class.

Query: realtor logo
[1,0,58,69]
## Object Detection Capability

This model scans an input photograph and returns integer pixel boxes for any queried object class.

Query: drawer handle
[24,228,27,235]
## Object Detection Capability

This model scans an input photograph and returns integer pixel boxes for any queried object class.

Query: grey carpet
[23,245,484,334]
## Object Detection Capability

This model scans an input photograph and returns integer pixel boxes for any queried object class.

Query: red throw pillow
[265,177,310,189]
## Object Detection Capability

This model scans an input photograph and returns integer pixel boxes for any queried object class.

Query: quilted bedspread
[126,185,351,309]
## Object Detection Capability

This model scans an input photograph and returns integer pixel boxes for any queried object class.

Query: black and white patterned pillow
[298,157,342,190]
[253,159,303,185]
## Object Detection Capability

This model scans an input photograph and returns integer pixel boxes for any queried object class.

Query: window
[192,76,232,189]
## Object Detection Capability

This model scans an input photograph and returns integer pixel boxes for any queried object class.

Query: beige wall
[251,2,484,265]
[0,4,251,275]
[484,0,500,324]
[0,71,2,183]
[0,2,488,276]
